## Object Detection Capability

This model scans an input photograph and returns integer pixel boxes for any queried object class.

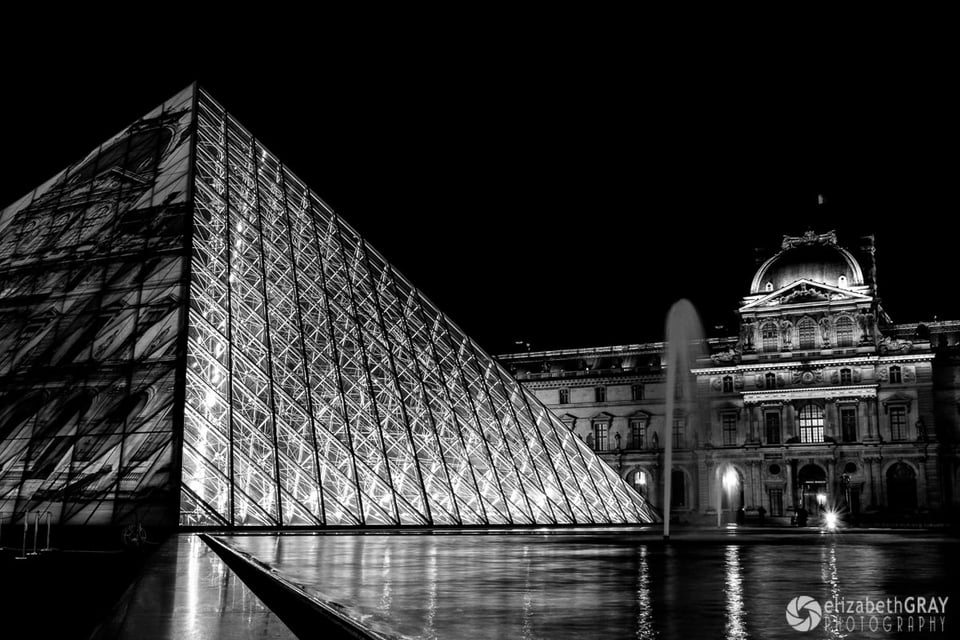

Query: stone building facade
[498,231,960,524]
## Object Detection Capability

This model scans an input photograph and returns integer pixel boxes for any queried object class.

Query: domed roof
[750,231,864,294]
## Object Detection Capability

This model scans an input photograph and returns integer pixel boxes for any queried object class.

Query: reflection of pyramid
[0,85,654,528]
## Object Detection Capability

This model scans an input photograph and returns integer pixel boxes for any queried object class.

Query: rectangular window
[595,386,606,403]
[765,411,781,444]
[840,369,852,385]
[672,419,685,449]
[630,419,646,449]
[769,488,784,517]
[762,323,779,352]
[799,320,816,350]
[631,384,644,401]
[722,413,737,446]
[558,388,569,404]
[593,422,608,451]
[889,406,907,441]
[840,407,858,442]
[722,376,733,393]
[889,366,902,384]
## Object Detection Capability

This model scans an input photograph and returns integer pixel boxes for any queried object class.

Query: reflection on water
[725,545,747,639]
[224,533,959,640]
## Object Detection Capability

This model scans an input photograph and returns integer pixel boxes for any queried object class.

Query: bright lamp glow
[816,493,827,506]
[824,511,838,531]
[722,468,738,491]
[637,471,646,486]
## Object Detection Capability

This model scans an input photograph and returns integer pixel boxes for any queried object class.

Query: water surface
[223,530,959,639]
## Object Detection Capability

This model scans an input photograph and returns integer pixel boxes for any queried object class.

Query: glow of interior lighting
[722,468,738,491]
[816,493,827,506]
[638,471,646,486]
[824,510,838,531]
[204,389,217,408]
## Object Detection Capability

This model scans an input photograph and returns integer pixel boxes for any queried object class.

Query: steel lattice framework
[0,85,655,528]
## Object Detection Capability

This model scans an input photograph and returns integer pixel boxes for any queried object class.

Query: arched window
[765,372,777,389]
[798,404,824,443]
[798,318,817,350]
[836,316,855,347]
[838,275,848,288]
[886,463,917,511]
[761,322,779,352]
[633,469,649,496]
[765,282,774,292]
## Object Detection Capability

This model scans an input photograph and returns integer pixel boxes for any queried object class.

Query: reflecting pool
[221,531,959,639]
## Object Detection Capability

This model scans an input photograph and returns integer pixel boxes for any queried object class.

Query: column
[826,459,837,500]
[917,456,928,508]
[786,458,796,508]
[865,398,879,441]
[864,456,876,508]
[785,402,796,440]
[825,400,839,441]
[874,458,886,507]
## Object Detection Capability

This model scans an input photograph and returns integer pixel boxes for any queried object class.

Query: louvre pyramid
[0,85,655,528]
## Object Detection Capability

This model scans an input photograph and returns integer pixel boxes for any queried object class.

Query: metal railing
[12,510,53,559]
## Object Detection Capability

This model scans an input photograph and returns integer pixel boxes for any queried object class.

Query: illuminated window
[889,406,907,441]
[631,384,644,401]
[595,386,606,403]
[889,366,902,384]
[838,275,848,288]
[798,319,817,350]
[840,368,852,385]
[765,282,774,292]
[722,413,737,446]
[840,406,857,442]
[761,322,778,352]
[558,388,569,404]
[798,404,824,443]
[836,316,854,347]
[633,470,648,496]
[765,411,781,444]
[593,421,608,451]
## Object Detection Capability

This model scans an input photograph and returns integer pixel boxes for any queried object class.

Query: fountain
[663,299,706,539]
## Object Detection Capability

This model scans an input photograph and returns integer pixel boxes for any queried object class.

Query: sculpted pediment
[740,279,872,311]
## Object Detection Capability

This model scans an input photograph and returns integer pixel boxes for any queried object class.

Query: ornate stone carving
[878,336,913,354]
[781,283,830,304]
[781,229,838,249]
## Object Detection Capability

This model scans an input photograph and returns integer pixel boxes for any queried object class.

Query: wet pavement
[92,534,296,640]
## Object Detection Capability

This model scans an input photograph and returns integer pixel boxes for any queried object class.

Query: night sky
[2,39,957,355]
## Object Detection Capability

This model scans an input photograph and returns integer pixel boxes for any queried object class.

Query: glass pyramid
[0,85,655,528]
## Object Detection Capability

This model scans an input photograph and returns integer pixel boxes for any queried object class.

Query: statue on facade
[819,316,832,345]
[780,319,793,348]
[740,319,755,351]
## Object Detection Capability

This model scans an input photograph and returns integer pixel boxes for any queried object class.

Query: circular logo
[786,596,822,632]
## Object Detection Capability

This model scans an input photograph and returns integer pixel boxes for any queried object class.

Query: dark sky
[2,38,957,354]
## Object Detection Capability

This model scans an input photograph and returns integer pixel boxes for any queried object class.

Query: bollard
[29,511,40,556]
[16,513,30,560]
[41,511,53,552]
